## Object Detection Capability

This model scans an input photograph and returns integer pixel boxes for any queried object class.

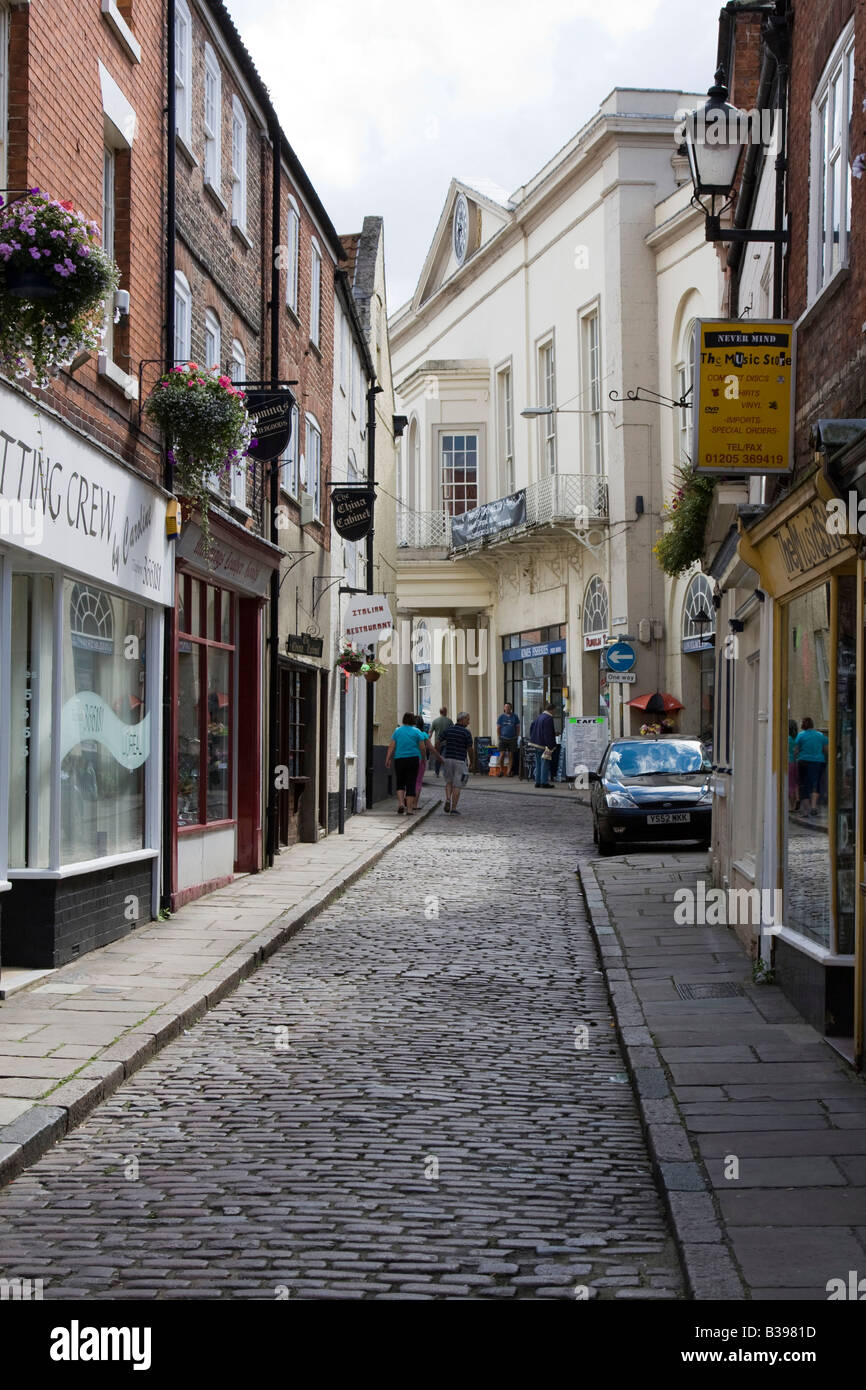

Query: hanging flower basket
[361,658,387,682]
[338,643,364,673]
[653,466,716,578]
[145,364,256,549]
[0,189,119,387]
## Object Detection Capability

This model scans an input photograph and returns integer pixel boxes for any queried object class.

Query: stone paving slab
[0,796,439,1189]
[579,849,866,1301]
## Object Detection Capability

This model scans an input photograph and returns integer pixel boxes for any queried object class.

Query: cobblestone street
[0,783,683,1300]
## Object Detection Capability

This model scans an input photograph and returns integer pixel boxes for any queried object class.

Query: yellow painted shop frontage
[738,465,862,1066]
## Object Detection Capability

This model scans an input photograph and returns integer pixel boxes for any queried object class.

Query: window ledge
[176,130,198,167]
[231,220,253,251]
[8,847,158,881]
[97,353,139,400]
[308,339,322,361]
[285,303,300,328]
[770,925,854,965]
[204,177,227,213]
[796,264,850,333]
[101,0,141,62]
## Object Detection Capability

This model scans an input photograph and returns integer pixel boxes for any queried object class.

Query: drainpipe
[161,0,176,913]
[365,379,381,808]
[266,110,281,866]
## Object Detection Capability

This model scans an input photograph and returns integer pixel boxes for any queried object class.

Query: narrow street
[0,784,682,1300]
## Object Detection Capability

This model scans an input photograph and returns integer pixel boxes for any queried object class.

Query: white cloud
[225,0,718,307]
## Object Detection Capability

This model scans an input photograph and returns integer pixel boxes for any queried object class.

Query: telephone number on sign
[703,454,786,467]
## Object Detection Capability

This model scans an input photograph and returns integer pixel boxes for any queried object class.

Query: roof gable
[413,179,512,310]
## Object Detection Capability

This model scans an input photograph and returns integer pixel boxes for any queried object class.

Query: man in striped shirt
[441,712,474,816]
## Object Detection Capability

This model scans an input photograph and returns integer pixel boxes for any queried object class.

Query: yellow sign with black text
[693,319,795,475]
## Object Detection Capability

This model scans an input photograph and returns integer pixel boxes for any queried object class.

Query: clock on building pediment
[453,193,469,265]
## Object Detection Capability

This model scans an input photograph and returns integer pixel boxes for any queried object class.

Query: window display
[176,574,234,828]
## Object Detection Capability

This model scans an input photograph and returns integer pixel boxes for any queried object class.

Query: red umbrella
[627,691,684,713]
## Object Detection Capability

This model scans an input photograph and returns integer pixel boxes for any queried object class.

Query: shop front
[172,516,280,909]
[0,387,173,967]
[738,466,859,1058]
[502,625,566,771]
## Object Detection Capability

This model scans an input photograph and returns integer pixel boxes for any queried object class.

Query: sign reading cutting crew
[0,387,172,605]
[693,319,795,475]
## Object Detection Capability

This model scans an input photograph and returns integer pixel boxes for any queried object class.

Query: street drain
[674,980,745,1000]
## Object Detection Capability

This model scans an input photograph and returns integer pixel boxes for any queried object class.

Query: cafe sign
[693,319,795,475]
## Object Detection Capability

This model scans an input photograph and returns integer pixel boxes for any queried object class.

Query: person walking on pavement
[429,706,453,779]
[441,712,474,815]
[412,713,429,806]
[794,716,828,817]
[529,702,557,788]
[385,712,441,815]
[496,702,520,776]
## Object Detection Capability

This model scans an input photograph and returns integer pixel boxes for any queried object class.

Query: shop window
[177,575,234,828]
[784,586,832,947]
[60,581,148,865]
[810,20,855,299]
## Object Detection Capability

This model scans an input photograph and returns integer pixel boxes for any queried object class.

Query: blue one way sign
[606,640,636,673]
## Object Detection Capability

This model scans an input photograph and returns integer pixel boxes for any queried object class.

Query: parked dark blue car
[589,736,713,855]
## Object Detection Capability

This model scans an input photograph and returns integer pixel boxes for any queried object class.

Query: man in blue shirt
[441,712,474,815]
[496,702,520,777]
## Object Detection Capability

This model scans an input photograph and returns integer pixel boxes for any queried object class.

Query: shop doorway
[277,664,308,849]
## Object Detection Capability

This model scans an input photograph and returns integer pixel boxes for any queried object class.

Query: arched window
[583,576,609,647]
[682,573,716,649]
[69,584,114,653]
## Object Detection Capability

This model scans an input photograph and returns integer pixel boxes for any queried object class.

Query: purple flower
[167,448,176,465]
[54,264,68,276]
[29,247,41,259]
[28,186,40,196]
[50,229,63,239]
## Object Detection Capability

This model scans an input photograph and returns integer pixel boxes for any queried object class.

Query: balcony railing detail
[397,472,609,550]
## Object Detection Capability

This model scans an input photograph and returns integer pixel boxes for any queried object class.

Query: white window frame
[231,95,247,233]
[280,402,300,498]
[305,413,322,520]
[495,361,514,495]
[310,237,322,348]
[230,340,248,509]
[580,306,603,475]
[0,3,9,192]
[286,196,300,314]
[174,0,192,146]
[204,307,221,372]
[102,146,116,362]
[351,346,360,418]
[339,304,348,392]
[809,20,855,301]
[174,270,191,365]
[537,335,556,475]
[203,43,221,193]
[438,428,480,517]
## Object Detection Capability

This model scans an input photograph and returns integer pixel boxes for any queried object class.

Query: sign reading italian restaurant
[0,386,172,605]
[693,320,795,475]
[332,486,375,541]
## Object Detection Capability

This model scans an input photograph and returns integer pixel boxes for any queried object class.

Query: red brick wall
[6,0,166,485]
[783,0,863,472]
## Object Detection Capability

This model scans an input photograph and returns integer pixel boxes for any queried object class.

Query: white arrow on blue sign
[606,640,636,673]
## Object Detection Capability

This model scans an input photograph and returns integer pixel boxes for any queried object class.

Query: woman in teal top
[385,713,441,815]
[794,717,828,816]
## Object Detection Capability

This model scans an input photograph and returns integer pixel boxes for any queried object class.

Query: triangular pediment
[414,179,512,310]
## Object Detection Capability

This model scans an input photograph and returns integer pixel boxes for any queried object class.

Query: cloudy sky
[223,0,719,311]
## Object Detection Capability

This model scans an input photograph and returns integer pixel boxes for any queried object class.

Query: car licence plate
[647,812,691,825]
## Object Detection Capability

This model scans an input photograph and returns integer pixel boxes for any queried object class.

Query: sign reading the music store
[693,319,795,475]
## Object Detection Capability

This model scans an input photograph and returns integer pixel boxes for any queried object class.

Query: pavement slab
[580,848,866,1301]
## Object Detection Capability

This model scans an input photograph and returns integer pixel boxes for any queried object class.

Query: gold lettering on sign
[773,502,848,580]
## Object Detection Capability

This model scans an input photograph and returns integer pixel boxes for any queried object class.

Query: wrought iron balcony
[397,472,609,550]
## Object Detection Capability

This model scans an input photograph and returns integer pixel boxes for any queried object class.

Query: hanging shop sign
[332,486,376,541]
[243,388,295,463]
[286,633,324,659]
[342,594,393,645]
[0,383,172,605]
[693,319,795,475]
[737,470,856,600]
[583,630,608,652]
[451,490,526,547]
